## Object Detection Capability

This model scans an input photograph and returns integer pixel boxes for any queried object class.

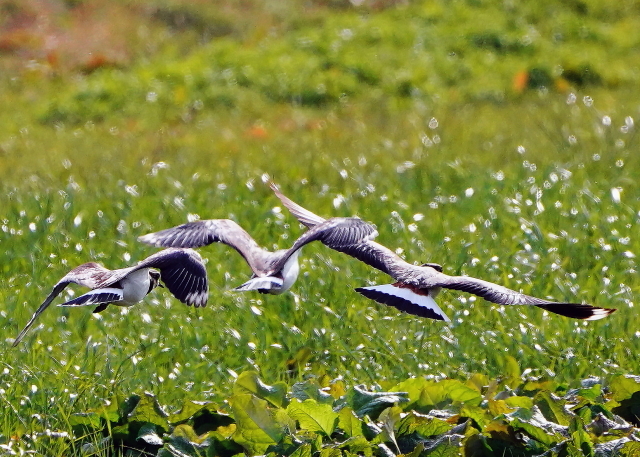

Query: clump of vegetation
[7,371,640,456]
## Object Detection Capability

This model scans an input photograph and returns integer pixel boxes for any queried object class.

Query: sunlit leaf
[335,435,373,455]
[287,398,338,436]
[137,423,163,446]
[395,411,452,438]
[337,407,365,438]
[290,443,313,457]
[505,396,534,410]
[569,417,593,456]
[233,371,288,408]
[292,381,334,404]
[535,391,573,426]
[348,385,409,419]
[127,393,170,436]
[609,375,640,402]
[229,393,291,455]
[168,399,212,424]
[503,406,566,446]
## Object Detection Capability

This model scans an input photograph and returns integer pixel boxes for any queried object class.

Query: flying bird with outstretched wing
[270,183,616,322]
[139,215,377,294]
[13,248,208,346]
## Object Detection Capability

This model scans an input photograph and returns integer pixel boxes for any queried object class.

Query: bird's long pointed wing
[268,217,379,275]
[13,282,69,347]
[434,274,616,319]
[138,219,269,275]
[270,182,327,227]
[135,248,209,307]
[12,262,114,347]
[270,184,404,275]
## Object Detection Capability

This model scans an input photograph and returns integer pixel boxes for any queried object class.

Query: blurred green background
[1,0,639,451]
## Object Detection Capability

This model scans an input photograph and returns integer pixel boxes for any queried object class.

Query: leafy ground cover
[7,370,640,456]
[1,0,640,455]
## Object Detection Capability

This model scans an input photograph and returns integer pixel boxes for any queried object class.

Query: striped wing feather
[136,248,209,307]
[268,217,378,274]
[139,219,268,274]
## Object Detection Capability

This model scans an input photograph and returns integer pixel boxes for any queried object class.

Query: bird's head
[148,270,164,293]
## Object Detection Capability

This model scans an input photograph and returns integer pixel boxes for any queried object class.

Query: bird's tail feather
[534,303,616,320]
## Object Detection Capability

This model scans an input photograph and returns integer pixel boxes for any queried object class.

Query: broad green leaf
[422,433,464,457]
[287,398,338,436]
[290,443,313,457]
[503,406,565,446]
[395,411,451,437]
[348,385,409,419]
[338,407,365,437]
[292,381,334,404]
[168,399,212,424]
[459,404,492,429]
[336,436,373,455]
[229,393,290,455]
[233,371,288,408]
[391,378,427,406]
[619,441,640,456]
[137,423,163,446]
[319,448,342,457]
[488,399,515,416]
[569,417,593,456]
[535,391,573,426]
[465,373,489,392]
[170,423,202,444]
[378,406,402,451]
[503,355,522,389]
[505,396,534,410]
[609,375,640,401]
[575,383,602,404]
[69,412,102,436]
[127,393,170,436]
[392,378,481,411]
[157,435,200,457]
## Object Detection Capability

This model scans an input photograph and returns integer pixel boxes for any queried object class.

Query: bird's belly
[120,269,151,305]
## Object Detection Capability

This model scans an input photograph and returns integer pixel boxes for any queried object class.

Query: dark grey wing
[271,184,407,277]
[270,182,327,228]
[434,274,616,320]
[12,262,113,347]
[324,239,407,278]
[136,248,209,307]
[138,219,268,274]
[267,217,378,274]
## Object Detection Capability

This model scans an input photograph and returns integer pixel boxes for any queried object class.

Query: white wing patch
[235,276,284,292]
[58,288,124,307]
[356,284,451,322]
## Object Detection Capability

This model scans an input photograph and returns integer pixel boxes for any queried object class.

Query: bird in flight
[270,183,616,322]
[13,248,208,347]
[138,214,377,294]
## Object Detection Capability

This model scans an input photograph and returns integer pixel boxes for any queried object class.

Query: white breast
[278,250,301,293]
[119,268,152,305]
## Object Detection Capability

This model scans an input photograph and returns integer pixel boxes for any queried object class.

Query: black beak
[158,283,165,288]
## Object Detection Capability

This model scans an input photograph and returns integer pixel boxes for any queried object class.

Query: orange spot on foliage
[512,70,528,93]
[246,125,269,139]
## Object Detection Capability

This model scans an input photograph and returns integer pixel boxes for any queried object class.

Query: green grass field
[2,0,640,455]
